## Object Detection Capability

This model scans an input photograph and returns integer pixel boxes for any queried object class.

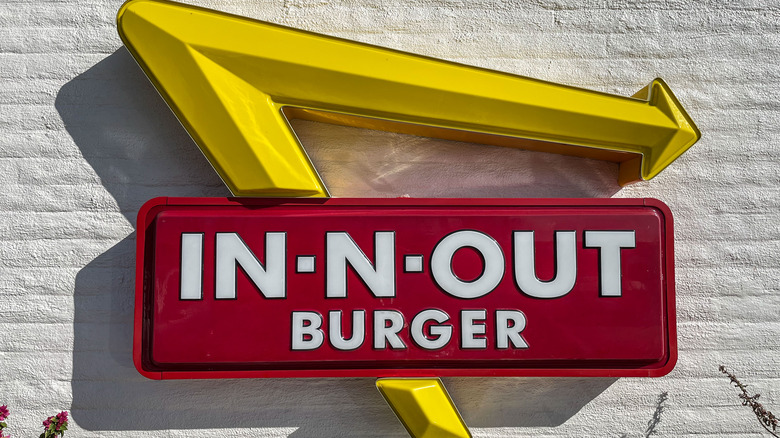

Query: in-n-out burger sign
[135,197,676,379]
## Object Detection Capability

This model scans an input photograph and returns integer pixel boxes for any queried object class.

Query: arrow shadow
[56,47,620,435]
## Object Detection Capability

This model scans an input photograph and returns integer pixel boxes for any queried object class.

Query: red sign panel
[135,197,675,379]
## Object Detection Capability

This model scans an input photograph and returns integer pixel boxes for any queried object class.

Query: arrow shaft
[193,27,677,155]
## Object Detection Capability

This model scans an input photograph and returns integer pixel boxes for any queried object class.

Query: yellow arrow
[377,378,471,438]
[117,0,700,196]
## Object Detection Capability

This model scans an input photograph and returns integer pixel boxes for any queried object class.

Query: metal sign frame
[135,197,676,380]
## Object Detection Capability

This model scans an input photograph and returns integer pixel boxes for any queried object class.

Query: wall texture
[1,0,778,436]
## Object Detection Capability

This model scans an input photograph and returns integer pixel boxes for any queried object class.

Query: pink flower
[56,411,68,423]
[0,405,8,421]
[43,417,53,428]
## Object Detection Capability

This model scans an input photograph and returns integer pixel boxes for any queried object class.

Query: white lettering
[431,230,505,299]
[215,232,286,299]
[291,311,324,350]
[496,310,528,349]
[513,231,576,299]
[329,310,365,350]
[461,309,487,349]
[326,232,395,298]
[179,233,203,300]
[410,309,452,350]
[373,310,406,349]
[584,231,636,297]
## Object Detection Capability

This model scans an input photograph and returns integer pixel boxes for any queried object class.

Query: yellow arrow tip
[377,378,471,438]
[634,78,701,182]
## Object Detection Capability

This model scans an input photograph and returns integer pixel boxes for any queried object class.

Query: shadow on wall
[56,47,620,435]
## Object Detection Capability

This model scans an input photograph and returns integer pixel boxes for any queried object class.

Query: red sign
[135,197,675,379]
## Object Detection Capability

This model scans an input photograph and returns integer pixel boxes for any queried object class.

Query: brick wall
[1,0,778,436]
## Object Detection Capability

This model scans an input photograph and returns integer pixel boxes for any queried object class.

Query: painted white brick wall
[1,0,778,436]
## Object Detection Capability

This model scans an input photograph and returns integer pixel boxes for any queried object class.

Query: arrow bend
[117,0,700,197]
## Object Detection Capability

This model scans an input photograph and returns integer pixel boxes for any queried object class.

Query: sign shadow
[57,47,619,434]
